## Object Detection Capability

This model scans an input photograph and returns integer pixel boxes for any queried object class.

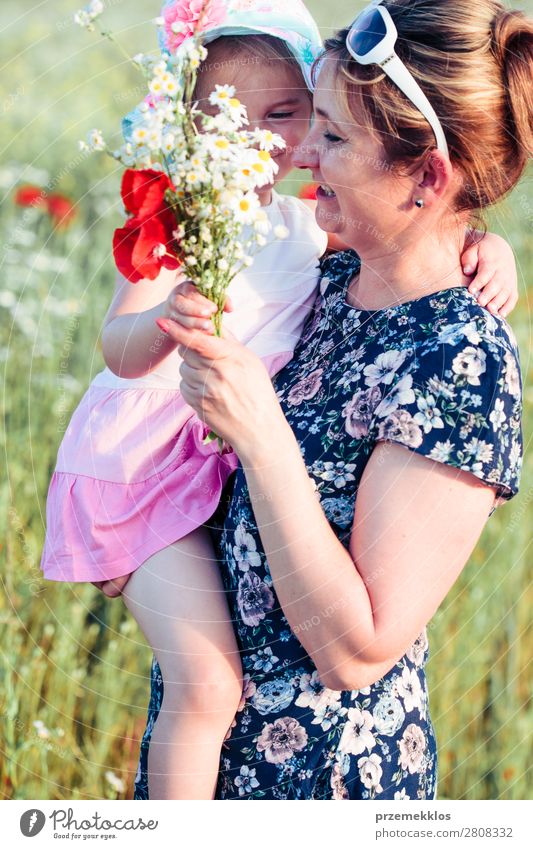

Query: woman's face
[294,62,409,251]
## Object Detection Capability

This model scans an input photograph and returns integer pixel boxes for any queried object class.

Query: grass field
[0,0,531,800]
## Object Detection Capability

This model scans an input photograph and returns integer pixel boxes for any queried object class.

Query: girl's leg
[121,526,242,800]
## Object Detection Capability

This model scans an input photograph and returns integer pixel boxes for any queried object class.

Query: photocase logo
[20,810,46,837]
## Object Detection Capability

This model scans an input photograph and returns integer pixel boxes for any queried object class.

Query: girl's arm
[101,269,181,378]
[462,230,519,317]
[102,268,234,378]
[165,319,496,691]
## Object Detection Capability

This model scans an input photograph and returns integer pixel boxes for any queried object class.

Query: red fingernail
[156,318,170,334]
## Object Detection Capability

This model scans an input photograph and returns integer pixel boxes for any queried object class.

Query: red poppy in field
[14,185,77,229]
[14,185,47,208]
[298,182,319,201]
[47,193,77,229]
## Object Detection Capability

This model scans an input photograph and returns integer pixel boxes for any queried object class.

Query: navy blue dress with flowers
[134,250,522,800]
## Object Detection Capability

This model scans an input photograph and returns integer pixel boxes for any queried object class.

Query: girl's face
[293,62,409,250]
[197,58,313,201]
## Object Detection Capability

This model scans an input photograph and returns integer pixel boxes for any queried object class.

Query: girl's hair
[195,34,309,102]
[318,0,533,216]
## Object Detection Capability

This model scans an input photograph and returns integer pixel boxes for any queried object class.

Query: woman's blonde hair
[318,0,533,215]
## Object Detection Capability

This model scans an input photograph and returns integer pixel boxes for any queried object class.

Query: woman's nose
[292,131,319,171]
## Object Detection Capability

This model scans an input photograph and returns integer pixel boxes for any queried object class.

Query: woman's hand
[461,231,518,318]
[156,294,285,456]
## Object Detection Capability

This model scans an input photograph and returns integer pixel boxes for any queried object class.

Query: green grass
[0,0,531,800]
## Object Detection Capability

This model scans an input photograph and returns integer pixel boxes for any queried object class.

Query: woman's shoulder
[370,288,523,502]
[410,287,521,368]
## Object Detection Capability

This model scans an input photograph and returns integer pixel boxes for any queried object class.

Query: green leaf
[202,431,225,452]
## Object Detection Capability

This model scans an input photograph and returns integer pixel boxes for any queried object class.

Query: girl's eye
[269,111,296,120]
[323,130,345,144]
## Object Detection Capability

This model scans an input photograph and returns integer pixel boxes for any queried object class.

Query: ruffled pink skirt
[40,352,289,582]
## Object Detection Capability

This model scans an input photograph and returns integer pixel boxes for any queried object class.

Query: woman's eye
[323,130,345,143]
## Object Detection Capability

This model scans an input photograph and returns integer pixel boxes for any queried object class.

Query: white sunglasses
[346,0,449,156]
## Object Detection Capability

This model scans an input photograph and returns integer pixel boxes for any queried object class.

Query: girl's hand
[155,317,284,456]
[461,231,518,318]
[161,280,234,333]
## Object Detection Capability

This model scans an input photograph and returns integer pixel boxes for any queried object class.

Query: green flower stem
[212,305,224,337]
[99,29,134,67]
[203,304,225,451]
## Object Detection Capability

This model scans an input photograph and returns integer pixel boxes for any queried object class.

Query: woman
[135,0,530,799]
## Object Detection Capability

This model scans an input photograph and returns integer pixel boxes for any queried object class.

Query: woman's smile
[316,183,337,199]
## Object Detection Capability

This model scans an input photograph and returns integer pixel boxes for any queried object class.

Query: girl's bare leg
[122,527,242,800]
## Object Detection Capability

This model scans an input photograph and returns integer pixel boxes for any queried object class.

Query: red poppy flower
[15,185,77,229]
[113,214,181,283]
[47,193,77,229]
[120,168,175,219]
[14,185,47,207]
[298,182,319,201]
[114,168,182,282]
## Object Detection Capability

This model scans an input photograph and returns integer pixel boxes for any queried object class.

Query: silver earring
[415,198,425,209]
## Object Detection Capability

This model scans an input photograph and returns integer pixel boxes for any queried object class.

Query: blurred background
[0,0,531,800]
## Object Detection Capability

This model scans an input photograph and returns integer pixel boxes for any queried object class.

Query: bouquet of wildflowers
[76,0,286,336]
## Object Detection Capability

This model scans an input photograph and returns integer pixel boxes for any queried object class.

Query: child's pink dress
[41,192,327,582]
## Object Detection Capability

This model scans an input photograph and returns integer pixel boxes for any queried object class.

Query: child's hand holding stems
[158,282,235,336]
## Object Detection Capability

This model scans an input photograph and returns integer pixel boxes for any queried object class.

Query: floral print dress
[134,250,522,800]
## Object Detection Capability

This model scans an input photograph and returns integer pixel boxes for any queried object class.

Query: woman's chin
[316,203,342,234]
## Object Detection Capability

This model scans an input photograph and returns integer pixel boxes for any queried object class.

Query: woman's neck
[346,227,469,311]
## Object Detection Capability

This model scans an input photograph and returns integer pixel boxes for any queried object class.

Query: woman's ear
[411,150,458,209]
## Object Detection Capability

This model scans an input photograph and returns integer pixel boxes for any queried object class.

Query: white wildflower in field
[105,771,125,794]
[74,1,104,31]
[33,720,51,740]
[0,292,17,309]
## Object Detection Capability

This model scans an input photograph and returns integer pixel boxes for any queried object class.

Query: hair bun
[491,9,531,63]
[491,8,533,157]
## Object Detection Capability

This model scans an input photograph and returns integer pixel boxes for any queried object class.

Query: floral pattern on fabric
[134,249,522,800]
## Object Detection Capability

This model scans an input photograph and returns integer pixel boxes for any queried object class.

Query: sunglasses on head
[346,0,449,156]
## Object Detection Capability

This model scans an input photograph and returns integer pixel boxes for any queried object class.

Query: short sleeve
[372,331,523,502]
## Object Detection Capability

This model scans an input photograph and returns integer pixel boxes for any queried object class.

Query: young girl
[40,0,518,800]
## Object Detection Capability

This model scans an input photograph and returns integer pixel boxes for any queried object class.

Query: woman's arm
[234,426,495,690]
[167,321,496,691]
